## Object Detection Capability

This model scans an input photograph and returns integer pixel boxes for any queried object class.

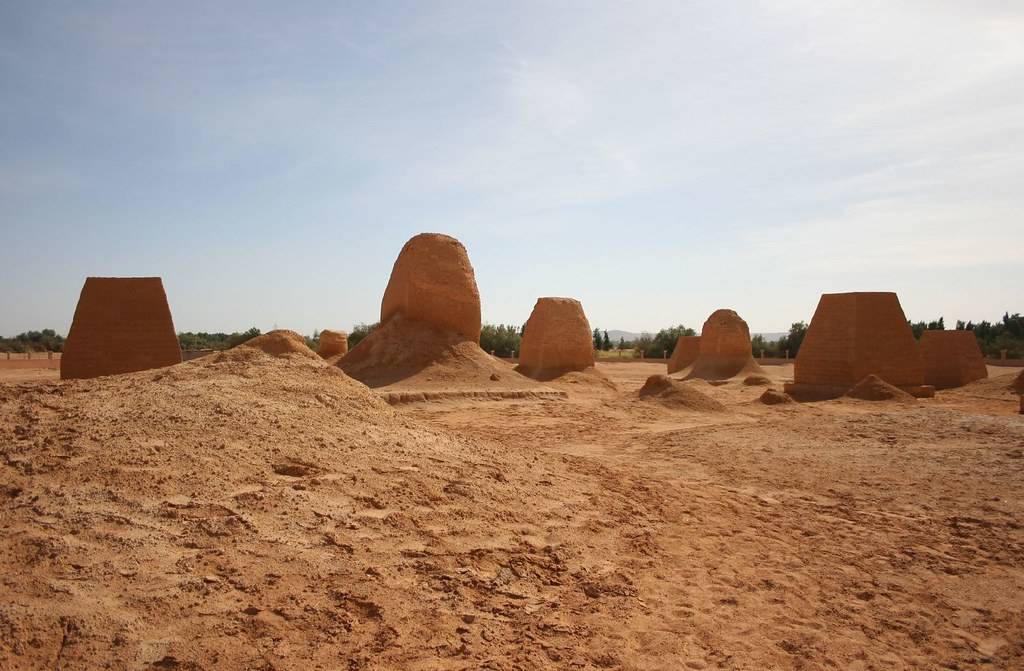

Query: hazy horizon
[2,2,1022,336]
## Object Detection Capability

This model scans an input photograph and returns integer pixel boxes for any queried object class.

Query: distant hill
[606,329,787,343]
[606,330,643,343]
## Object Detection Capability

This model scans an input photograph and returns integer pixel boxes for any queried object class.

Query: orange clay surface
[1,358,1022,670]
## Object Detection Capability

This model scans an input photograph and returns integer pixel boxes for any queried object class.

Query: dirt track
[1,357,1022,669]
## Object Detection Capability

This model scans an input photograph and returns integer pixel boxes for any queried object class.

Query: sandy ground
[1,357,1022,669]
[0,368,61,383]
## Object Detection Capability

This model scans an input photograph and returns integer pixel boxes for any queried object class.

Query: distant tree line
[348,323,379,348]
[752,322,809,358]
[908,313,1024,358]
[907,317,946,339]
[0,329,66,353]
[592,329,613,351]
[6,312,1021,359]
[480,324,521,357]
[177,328,262,350]
[628,325,698,358]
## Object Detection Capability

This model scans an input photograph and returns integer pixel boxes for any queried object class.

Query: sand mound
[517,297,594,378]
[236,329,319,359]
[667,335,700,374]
[0,349,628,668]
[536,367,619,395]
[380,233,481,341]
[337,314,540,392]
[759,388,795,405]
[61,277,182,379]
[317,329,348,358]
[743,374,772,386]
[638,374,727,411]
[845,374,916,402]
[684,309,764,380]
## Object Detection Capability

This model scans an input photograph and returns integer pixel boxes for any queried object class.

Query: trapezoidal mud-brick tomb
[784,292,934,399]
[517,297,594,378]
[60,277,182,380]
[379,233,481,342]
[667,335,701,374]
[683,309,764,380]
[919,330,987,389]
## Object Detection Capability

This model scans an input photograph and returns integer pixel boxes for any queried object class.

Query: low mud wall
[987,359,1024,367]
[1,352,61,360]
[0,358,60,370]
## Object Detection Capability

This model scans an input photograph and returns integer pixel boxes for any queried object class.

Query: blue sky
[2,1,1021,336]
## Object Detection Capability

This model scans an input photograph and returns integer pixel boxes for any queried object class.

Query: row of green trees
[625,322,810,359]
[480,324,520,357]
[629,325,698,358]
[919,313,1024,358]
[176,328,262,351]
[0,329,66,353]
[347,323,378,348]
[752,322,809,358]
[6,312,1021,359]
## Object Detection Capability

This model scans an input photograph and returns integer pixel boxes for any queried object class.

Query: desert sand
[2,354,1022,670]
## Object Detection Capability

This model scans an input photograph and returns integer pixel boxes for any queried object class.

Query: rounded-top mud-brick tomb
[338,232,544,394]
[517,297,594,377]
[318,330,349,358]
[784,291,933,399]
[380,233,481,342]
[684,309,764,380]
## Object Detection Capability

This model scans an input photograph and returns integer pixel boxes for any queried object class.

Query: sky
[1,1,1022,336]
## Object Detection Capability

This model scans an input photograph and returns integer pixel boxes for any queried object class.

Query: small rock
[759,389,795,405]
